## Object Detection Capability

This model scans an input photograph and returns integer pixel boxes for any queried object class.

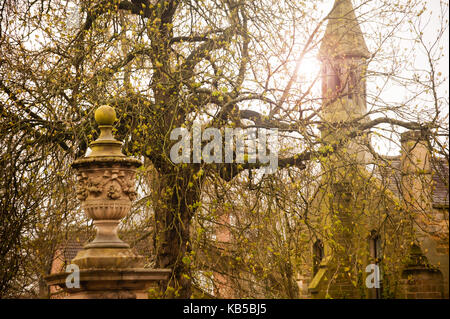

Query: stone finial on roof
[319,0,370,59]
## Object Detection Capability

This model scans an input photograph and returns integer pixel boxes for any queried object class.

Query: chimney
[400,130,433,216]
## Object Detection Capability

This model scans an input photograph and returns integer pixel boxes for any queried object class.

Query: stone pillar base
[46,247,170,299]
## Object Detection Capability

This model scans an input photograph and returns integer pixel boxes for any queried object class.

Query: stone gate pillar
[45,105,170,298]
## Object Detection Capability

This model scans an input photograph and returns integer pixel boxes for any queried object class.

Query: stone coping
[46,268,171,283]
[72,156,142,168]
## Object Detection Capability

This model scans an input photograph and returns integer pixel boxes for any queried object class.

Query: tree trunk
[150,166,200,298]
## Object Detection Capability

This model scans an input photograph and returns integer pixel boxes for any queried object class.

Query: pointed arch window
[313,240,324,276]
[369,231,383,299]
[322,63,341,98]
[348,69,357,100]
[369,232,382,264]
[329,65,341,92]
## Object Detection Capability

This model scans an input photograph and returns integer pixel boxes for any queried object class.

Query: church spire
[319,0,372,165]
[319,0,370,60]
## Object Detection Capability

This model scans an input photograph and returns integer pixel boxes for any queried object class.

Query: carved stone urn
[44,105,170,298]
[72,105,141,249]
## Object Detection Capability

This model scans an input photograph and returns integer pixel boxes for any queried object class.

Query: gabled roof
[378,156,449,207]
[319,0,370,59]
[431,159,449,207]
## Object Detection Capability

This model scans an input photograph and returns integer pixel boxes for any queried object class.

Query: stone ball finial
[95,105,116,126]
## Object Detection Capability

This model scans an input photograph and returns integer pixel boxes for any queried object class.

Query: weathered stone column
[400,130,448,299]
[45,105,170,299]
[400,244,444,299]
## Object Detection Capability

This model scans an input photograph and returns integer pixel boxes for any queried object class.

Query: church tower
[308,0,448,300]
[319,0,371,164]
[308,0,373,299]
[320,0,370,119]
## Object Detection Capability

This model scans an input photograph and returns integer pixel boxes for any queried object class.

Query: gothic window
[348,69,357,100]
[322,63,341,98]
[328,65,341,93]
[369,231,383,299]
[313,240,324,276]
[360,64,367,103]
[321,64,329,96]
[369,232,382,263]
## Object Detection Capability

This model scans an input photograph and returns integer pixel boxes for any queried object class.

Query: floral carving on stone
[75,167,137,202]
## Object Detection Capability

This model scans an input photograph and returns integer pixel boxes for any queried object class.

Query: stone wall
[399,244,445,299]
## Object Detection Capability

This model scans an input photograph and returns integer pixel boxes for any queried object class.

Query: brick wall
[400,268,444,299]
